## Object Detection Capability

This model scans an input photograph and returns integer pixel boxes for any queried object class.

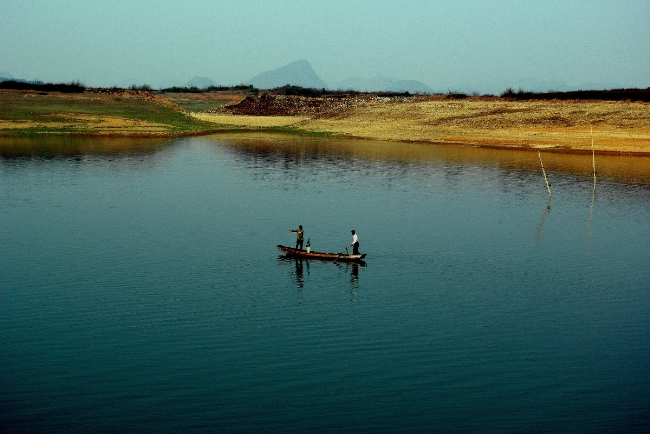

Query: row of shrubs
[0,79,87,93]
[0,80,256,94]
[0,79,407,97]
[0,80,155,93]
[160,84,257,93]
[499,87,650,102]
[2,79,648,102]
[235,85,650,102]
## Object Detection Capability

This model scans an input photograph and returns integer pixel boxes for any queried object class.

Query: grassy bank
[0,89,224,136]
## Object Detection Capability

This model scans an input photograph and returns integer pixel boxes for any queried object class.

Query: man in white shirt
[350,230,359,255]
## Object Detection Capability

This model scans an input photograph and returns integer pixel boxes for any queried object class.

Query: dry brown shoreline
[202,94,650,156]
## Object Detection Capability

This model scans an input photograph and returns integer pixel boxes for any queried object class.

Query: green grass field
[0,90,224,135]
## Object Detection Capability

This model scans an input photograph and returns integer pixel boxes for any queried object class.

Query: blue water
[1,134,649,433]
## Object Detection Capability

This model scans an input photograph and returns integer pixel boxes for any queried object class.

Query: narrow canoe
[277,245,367,262]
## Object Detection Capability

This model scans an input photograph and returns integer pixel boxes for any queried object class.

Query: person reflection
[349,263,359,299]
[294,258,304,289]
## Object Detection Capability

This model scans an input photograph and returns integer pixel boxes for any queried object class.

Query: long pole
[538,151,552,197]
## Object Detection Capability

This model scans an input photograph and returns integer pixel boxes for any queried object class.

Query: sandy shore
[199,95,650,155]
[192,113,308,127]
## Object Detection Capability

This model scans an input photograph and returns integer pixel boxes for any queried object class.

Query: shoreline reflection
[0,136,172,158]
[211,133,650,185]
[2,133,649,184]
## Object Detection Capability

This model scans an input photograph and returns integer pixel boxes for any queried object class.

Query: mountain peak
[187,76,218,89]
[332,75,433,93]
[247,60,326,90]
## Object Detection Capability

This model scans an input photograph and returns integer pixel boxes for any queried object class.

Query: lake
[1,134,649,433]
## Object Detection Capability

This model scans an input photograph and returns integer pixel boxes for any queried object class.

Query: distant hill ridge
[331,75,433,93]
[187,76,218,89]
[246,60,327,90]
[246,60,435,92]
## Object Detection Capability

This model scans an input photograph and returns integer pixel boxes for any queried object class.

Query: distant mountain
[0,73,34,85]
[331,75,433,93]
[0,72,14,83]
[247,60,327,90]
[187,76,219,89]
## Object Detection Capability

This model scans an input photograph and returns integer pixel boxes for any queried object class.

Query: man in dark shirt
[290,225,304,250]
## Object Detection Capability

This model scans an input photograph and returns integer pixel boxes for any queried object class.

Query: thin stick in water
[538,151,552,197]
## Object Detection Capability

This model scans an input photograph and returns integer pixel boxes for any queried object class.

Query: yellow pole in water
[538,151,552,197]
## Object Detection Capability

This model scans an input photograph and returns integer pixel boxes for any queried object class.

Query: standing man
[350,230,359,255]
[290,225,304,250]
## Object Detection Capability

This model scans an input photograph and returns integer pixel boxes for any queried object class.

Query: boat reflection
[277,255,365,298]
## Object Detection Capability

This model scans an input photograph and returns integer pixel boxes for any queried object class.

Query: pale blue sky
[1,0,648,92]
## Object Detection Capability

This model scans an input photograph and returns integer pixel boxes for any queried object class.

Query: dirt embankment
[207,93,391,117]
[90,88,188,111]
[199,94,650,155]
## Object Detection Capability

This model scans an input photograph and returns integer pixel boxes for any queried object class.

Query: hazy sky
[1,0,649,92]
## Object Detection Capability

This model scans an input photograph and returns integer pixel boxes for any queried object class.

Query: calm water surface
[1,134,649,433]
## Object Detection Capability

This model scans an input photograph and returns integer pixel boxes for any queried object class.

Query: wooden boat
[277,245,366,263]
